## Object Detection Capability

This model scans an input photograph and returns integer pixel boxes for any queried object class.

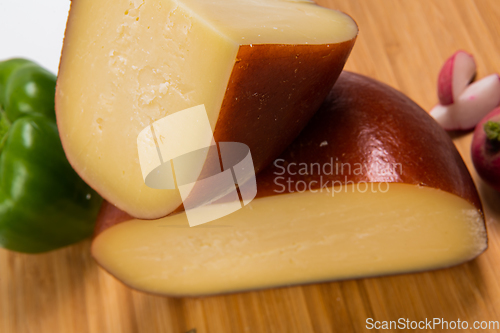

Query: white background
[0,1,72,74]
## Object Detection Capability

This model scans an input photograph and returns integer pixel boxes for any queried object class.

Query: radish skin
[471,107,500,192]
[431,74,500,131]
[438,50,476,106]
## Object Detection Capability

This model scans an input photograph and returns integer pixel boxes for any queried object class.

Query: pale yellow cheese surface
[57,0,357,218]
[92,184,487,296]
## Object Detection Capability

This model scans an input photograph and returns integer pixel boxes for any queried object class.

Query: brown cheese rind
[93,202,132,237]
[214,41,356,174]
[256,71,483,212]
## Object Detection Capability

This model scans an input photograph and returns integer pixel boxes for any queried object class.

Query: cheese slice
[92,184,486,296]
[56,0,358,219]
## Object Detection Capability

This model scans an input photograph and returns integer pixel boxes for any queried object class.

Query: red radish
[472,107,500,192]
[438,50,476,105]
[431,74,500,130]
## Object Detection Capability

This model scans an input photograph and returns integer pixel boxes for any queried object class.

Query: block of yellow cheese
[92,72,487,296]
[56,0,358,219]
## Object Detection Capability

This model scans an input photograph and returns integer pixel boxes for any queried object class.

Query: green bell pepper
[0,58,102,253]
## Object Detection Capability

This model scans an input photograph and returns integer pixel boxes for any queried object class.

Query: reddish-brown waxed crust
[213,41,356,174]
[93,201,132,237]
[256,71,483,211]
[94,71,482,235]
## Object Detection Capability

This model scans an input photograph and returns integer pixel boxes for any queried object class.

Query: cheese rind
[56,0,357,219]
[256,72,483,210]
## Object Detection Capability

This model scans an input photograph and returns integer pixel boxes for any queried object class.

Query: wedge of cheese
[92,72,487,296]
[56,0,358,219]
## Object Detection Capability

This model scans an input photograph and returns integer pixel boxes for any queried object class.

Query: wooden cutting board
[1,0,500,332]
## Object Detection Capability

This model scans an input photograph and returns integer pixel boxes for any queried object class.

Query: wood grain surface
[2,0,500,332]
